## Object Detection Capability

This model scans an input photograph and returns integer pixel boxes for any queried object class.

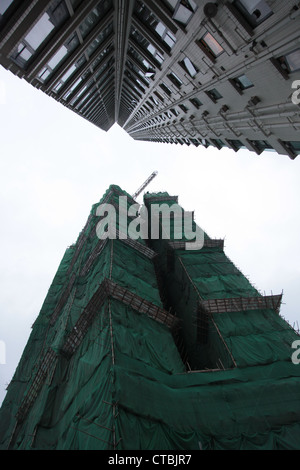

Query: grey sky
[0,65,300,406]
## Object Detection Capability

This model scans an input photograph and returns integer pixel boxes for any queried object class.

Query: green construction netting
[1,186,300,450]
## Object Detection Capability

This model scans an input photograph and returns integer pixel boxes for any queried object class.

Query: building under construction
[0,0,300,158]
[1,0,300,452]
[0,184,300,450]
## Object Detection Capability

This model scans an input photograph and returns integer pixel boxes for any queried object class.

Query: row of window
[232,0,273,29]
[5,0,269,44]
[10,0,71,66]
[134,1,176,50]
[148,136,300,158]
[161,0,274,31]
[159,45,299,98]
[132,41,300,124]
[129,27,225,83]
[10,0,113,74]
[72,38,300,117]
[127,0,277,104]
[6,0,300,130]
[8,0,299,105]
[128,3,299,123]
[71,0,262,115]
[134,70,254,124]
[162,0,277,33]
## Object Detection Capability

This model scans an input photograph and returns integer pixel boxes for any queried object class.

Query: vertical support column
[108,298,115,365]
[113,0,135,123]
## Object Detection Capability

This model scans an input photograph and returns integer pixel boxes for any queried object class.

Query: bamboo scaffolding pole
[70,426,114,447]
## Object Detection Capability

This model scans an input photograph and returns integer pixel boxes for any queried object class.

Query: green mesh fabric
[0,186,299,450]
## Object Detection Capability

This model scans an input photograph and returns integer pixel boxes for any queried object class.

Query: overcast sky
[0,65,300,406]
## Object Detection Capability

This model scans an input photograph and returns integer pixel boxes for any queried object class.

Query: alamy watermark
[291,80,300,105]
[292,340,300,365]
[0,340,6,365]
[95,196,204,250]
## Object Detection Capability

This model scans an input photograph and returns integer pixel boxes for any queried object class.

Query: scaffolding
[1,186,300,451]
[62,278,179,358]
[15,348,57,423]
[199,294,283,315]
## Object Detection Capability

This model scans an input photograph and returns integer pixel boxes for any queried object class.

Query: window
[276,49,300,74]
[134,1,176,50]
[200,139,210,148]
[86,23,113,58]
[155,22,176,49]
[63,76,82,100]
[11,43,33,64]
[160,83,172,96]
[201,32,223,58]
[179,103,188,113]
[25,13,55,50]
[163,0,178,11]
[180,56,198,78]
[0,0,14,15]
[128,45,156,79]
[189,97,202,109]
[71,83,88,102]
[171,108,180,116]
[167,72,182,88]
[172,0,197,25]
[190,138,200,147]
[131,27,165,67]
[248,140,273,154]
[145,68,156,78]
[11,12,56,66]
[52,55,86,93]
[154,91,164,102]
[54,64,76,91]
[48,0,70,26]
[79,0,112,39]
[147,44,164,64]
[235,74,253,89]
[150,95,159,107]
[283,49,300,72]
[205,88,223,103]
[48,46,68,69]
[230,74,254,94]
[38,32,80,82]
[202,33,224,57]
[211,138,225,149]
[11,1,70,68]
[280,141,300,158]
[146,100,153,110]
[127,60,150,86]
[226,139,245,152]
[289,141,300,155]
[233,0,273,28]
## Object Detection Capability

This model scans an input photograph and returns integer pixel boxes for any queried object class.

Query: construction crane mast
[132,171,158,200]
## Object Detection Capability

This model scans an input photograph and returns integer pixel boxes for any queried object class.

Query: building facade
[0,185,300,450]
[0,0,300,158]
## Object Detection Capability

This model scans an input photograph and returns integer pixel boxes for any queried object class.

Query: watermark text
[292,80,300,105]
[95,197,204,250]
[292,340,300,365]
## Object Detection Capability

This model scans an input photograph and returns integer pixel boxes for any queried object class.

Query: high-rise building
[0,185,299,450]
[0,0,300,158]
